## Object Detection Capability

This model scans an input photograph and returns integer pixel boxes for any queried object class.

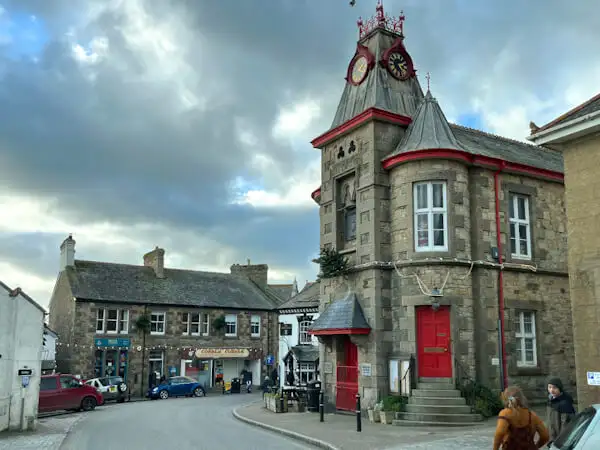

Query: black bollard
[356,393,362,432]
[319,390,324,422]
[279,395,284,413]
[222,383,225,395]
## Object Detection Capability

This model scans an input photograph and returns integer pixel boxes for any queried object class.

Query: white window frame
[96,309,105,333]
[119,310,129,334]
[515,311,537,367]
[509,193,532,260]
[413,181,448,252]
[182,312,190,335]
[225,314,237,337]
[150,312,166,335]
[299,320,312,345]
[298,362,316,385]
[201,313,210,336]
[96,308,129,334]
[250,315,261,337]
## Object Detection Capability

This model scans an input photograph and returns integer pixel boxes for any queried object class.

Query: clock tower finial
[426,72,431,92]
[357,2,407,40]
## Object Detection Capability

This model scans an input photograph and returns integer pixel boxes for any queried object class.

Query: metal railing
[400,355,416,396]
[454,357,477,412]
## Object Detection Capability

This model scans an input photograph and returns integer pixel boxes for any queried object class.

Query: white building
[41,324,58,375]
[277,281,320,388]
[0,282,46,432]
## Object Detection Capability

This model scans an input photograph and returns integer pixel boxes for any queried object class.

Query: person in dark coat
[546,377,576,442]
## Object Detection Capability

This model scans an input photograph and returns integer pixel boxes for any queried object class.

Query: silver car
[85,376,128,403]
[549,405,600,449]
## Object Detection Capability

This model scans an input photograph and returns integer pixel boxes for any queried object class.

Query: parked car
[147,376,206,400]
[85,376,128,403]
[39,374,104,413]
[549,405,600,449]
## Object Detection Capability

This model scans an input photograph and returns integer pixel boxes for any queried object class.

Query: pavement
[232,402,502,450]
[0,414,83,450]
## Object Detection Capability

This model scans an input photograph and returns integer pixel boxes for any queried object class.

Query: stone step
[409,396,466,406]
[418,377,454,384]
[405,404,472,414]
[412,388,461,398]
[392,419,486,427]
[418,382,458,390]
[396,412,484,423]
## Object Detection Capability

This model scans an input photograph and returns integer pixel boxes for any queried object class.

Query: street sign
[587,371,600,386]
[18,369,33,376]
[265,355,274,365]
[21,375,30,388]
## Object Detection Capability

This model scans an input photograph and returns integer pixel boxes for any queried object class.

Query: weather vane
[426,72,431,91]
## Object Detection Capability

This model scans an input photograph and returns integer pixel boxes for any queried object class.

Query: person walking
[546,377,576,443]
[493,386,549,450]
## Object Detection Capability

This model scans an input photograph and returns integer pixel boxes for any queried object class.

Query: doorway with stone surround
[335,336,358,411]
[416,305,452,379]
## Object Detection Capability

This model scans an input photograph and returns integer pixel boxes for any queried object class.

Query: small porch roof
[283,345,320,363]
[309,292,371,336]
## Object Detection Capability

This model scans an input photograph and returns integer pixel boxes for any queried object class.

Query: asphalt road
[60,393,316,450]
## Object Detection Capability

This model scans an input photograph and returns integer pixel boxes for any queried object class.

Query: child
[493,385,549,450]
[546,377,576,442]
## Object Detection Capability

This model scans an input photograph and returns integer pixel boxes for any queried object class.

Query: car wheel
[193,387,203,397]
[80,397,97,412]
[159,390,169,400]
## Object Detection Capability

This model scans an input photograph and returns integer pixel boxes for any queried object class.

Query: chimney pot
[60,234,76,270]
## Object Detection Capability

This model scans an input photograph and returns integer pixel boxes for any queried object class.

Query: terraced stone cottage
[308,3,576,423]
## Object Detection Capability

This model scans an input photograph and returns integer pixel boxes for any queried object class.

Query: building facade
[49,236,286,396]
[278,280,320,387]
[41,324,58,375]
[308,4,575,417]
[528,93,600,407]
[0,282,45,432]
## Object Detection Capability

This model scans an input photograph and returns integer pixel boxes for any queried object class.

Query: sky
[0,0,598,310]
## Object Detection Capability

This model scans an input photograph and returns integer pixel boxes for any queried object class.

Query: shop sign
[95,338,131,348]
[194,348,249,359]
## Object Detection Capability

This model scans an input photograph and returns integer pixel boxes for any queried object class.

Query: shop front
[180,347,262,388]
[93,338,130,381]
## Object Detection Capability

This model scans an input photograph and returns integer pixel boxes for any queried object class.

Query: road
[60,394,316,450]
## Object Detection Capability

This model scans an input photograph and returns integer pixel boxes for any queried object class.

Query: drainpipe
[493,165,509,391]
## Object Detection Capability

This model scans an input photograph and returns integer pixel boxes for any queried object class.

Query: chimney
[292,277,299,297]
[230,260,268,289]
[143,246,165,279]
[60,234,76,270]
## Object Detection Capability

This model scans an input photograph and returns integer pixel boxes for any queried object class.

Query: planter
[368,409,381,423]
[264,395,288,413]
[380,410,395,425]
[293,402,306,413]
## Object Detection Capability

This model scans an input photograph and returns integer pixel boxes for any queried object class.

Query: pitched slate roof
[284,345,319,363]
[386,90,564,174]
[310,292,370,332]
[278,281,320,312]
[66,260,280,310]
[0,280,47,314]
[330,29,424,130]
[268,284,294,303]
[533,92,600,134]
[392,90,461,156]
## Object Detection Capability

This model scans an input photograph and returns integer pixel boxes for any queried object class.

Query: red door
[336,338,358,411]
[416,306,452,378]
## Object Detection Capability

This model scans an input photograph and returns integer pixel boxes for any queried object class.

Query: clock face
[351,56,368,84]
[388,52,408,79]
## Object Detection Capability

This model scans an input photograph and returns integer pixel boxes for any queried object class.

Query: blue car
[148,376,206,400]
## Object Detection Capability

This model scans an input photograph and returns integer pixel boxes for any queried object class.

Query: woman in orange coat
[492,386,550,450]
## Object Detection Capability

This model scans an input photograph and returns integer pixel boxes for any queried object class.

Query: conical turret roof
[389,90,462,157]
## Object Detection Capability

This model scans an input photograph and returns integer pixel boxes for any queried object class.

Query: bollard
[319,390,324,422]
[279,394,284,413]
[356,393,362,432]
[222,383,225,395]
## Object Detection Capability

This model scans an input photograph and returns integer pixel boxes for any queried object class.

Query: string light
[54,342,264,353]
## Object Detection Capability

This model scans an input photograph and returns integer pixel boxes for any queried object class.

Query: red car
[39,374,104,413]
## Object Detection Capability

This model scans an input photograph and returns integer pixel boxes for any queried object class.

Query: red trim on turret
[310,328,371,336]
[381,148,564,182]
[311,107,412,148]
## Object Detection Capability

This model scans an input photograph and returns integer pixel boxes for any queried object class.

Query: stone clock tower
[309,3,425,409]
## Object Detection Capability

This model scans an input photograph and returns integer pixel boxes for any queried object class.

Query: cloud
[0,0,598,308]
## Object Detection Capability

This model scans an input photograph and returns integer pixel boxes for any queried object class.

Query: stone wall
[67,302,278,397]
[562,134,600,406]
[48,271,76,374]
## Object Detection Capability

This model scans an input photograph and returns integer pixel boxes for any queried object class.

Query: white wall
[0,288,45,432]
[41,332,57,361]
[278,312,319,388]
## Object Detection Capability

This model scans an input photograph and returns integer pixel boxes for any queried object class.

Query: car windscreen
[97,378,111,386]
[552,407,597,449]
[106,377,123,385]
